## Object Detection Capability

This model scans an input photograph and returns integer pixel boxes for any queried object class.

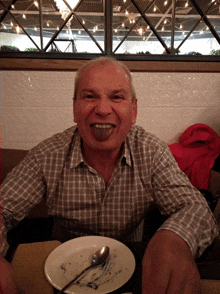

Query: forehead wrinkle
[77,63,132,98]
[104,65,130,80]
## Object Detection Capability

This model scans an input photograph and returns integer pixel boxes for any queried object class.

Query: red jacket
[168,124,220,190]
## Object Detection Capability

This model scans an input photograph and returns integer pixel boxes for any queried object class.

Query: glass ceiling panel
[113,0,169,54]
[43,0,104,53]
[0,0,41,52]
[68,0,104,53]
[0,0,219,57]
[0,0,105,54]
[172,0,220,55]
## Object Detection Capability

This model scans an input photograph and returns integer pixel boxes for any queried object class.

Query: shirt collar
[70,129,84,168]
[70,128,133,169]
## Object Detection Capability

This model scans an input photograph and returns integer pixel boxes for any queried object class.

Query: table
[11,240,220,294]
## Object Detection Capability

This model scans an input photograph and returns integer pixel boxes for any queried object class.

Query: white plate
[44,236,136,294]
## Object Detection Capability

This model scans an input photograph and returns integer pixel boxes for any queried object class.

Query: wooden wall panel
[1,58,220,72]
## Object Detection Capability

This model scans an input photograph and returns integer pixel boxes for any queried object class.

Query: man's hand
[142,230,201,294]
[0,256,18,294]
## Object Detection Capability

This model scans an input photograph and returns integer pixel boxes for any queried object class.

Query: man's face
[73,63,137,154]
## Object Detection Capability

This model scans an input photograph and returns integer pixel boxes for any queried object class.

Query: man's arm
[141,143,218,293]
[0,150,47,293]
[1,150,46,256]
[151,144,218,258]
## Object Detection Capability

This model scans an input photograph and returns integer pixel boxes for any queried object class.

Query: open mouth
[90,124,116,141]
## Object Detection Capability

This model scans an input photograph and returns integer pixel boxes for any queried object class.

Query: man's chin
[86,140,121,153]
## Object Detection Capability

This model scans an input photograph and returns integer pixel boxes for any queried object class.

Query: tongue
[91,126,114,141]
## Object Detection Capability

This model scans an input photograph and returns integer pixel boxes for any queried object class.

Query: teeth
[93,124,113,129]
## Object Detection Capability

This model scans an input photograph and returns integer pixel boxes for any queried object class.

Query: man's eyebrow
[111,89,128,93]
[81,89,94,92]
[80,89,96,94]
[80,89,127,93]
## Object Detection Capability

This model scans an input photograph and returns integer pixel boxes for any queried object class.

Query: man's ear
[73,98,77,123]
[132,99,137,125]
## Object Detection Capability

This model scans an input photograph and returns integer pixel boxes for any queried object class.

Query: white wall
[1,70,220,150]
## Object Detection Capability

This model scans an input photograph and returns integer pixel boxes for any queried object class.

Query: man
[1,57,218,293]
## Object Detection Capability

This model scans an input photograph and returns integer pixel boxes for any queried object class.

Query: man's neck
[82,144,123,185]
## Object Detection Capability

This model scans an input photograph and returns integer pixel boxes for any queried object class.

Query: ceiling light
[135,26,146,36]
[16,26,22,33]
[12,25,22,34]
[113,6,122,13]
[54,0,80,26]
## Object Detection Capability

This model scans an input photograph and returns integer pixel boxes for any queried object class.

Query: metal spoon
[57,246,110,293]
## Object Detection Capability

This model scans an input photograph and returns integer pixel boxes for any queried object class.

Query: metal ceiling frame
[0,0,220,61]
[176,0,219,51]
[190,0,220,44]
[0,0,41,50]
[130,0,171,53]
[113,0,158,53]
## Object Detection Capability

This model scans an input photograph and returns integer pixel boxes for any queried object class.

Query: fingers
[143,266,201,294]
[182,270,201,294]
[142,252,171,293]
[165,268,201,294]
[142,230,201,294]
[155,255,201,294]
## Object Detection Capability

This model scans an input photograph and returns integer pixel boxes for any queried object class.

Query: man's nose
[94,97,112,116]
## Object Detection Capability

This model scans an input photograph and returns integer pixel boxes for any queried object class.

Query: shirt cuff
[157,221,199,257]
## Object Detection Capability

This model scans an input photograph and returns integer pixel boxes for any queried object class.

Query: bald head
[73,57,136,101]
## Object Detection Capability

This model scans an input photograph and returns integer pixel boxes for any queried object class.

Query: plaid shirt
[1,125,218,257]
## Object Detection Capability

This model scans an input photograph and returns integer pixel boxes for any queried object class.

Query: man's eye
[85,94,94,99]
[112,95,123,101]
